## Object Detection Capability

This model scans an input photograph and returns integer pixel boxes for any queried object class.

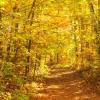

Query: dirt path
[31,68,100,100]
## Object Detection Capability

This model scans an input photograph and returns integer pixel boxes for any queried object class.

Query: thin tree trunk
[0,6,2,28]
[13,3,19,32]
[87,0,100,60]
[25,0,36,79]
[33,53,37,80]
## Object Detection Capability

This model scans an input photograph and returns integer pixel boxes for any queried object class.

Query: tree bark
[25,0,36,79]
[87,0,100,60]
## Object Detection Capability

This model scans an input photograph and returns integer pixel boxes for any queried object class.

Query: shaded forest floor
[31,67,100,100]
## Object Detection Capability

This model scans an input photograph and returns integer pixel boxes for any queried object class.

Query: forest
[0,0,100,100]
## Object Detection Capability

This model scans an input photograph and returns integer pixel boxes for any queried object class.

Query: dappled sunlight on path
[31,68,100,100]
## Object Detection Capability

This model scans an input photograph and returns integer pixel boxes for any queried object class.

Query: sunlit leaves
[0,1,99,99]
[0,0,8,6]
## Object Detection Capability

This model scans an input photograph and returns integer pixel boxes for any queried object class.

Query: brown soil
[30,68,100,100]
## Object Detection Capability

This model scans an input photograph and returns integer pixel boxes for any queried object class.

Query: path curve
[30,68,100,100]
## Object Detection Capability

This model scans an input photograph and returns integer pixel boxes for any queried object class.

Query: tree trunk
[87,0,100,61]
[25,0,36,79]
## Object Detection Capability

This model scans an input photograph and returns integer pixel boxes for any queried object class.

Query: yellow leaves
[45,6,58,16]
[12,0,17,2]
[24,82,38,89]
[38,15,51,22]
[85,32,96,42]
[20,82,41,94]
[0,92,12,100]
[51,17,70,28]
[0,0,8,13]
[37,58,49,76]
[14,12,22,17]
[0,0,8,6]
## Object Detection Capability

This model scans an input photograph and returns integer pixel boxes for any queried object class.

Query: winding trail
[31,67,100,100]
